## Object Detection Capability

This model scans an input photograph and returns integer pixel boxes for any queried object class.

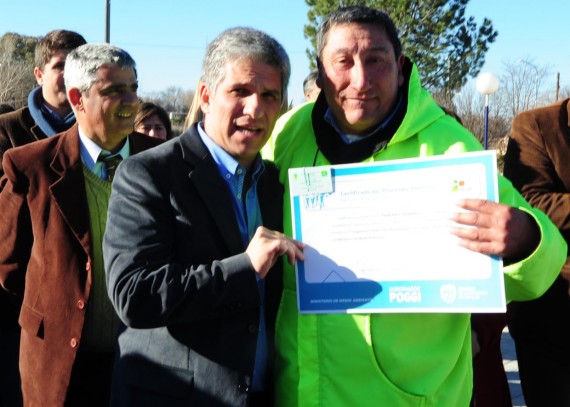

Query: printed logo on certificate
[288,151,506,314]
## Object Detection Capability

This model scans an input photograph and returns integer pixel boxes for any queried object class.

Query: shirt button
[225,174,231,179]
[237,169,243,175]
[76,300,86,309]
[237,193,242,200]
[70,338,79,348]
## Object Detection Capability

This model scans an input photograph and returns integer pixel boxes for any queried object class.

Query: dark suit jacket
[503,98,570,346]
[103,125,283,407]
[0,124,162,406]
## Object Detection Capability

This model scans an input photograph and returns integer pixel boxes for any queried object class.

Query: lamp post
[104,0,111,43]
[476,72,499,150]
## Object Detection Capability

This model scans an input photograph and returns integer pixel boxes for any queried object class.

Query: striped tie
[99,154,122,182]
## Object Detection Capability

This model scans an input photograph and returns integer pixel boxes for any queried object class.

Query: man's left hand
[451,199,540,264]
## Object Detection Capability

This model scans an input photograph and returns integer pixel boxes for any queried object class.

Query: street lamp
[476,72,499,150]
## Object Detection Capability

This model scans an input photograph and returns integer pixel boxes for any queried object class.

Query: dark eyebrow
[332,45,392,55]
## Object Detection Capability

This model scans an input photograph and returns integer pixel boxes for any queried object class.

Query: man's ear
[33,67,43,86]
[199,82,210,115]
[315,59,324,88]
[67,88,83,111]
[397,54,405,87]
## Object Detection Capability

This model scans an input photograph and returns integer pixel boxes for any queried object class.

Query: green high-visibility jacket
[268,62,566,406]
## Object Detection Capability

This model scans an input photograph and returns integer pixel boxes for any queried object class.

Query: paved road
[501,328,526,407]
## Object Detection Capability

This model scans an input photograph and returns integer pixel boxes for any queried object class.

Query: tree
[436,83,509,152]
[141,86,194,115]
[499,58,549,118]
[0,33,38,108]
[304,0,497,91]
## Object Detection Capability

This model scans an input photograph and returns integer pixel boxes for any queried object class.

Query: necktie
[99,154,122,182]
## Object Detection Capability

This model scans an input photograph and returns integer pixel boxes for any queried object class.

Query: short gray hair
[64,43,137,93]
[200,27,290,103]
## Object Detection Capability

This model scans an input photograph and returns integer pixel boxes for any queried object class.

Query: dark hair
[135,102,173,139]
[317,6,402,59]
[34,30,87,69]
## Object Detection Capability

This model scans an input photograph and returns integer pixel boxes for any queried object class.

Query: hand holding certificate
[289,151,507,313]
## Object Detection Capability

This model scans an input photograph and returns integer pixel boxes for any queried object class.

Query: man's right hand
[245,226,305,279]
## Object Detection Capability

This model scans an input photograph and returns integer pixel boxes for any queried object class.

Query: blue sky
[2,1,569,106]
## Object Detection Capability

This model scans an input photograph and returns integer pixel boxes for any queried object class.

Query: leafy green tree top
[0,32,38,64]
[304,0,497,91]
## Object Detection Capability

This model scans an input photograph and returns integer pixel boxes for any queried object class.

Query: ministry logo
[440,284,457,304]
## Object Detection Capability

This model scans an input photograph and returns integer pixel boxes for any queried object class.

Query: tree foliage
[0,33,39,108]
[304,0,498,91]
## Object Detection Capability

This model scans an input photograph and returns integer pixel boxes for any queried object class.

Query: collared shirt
[78,127,130,180]
[324,93,403,144]
[197,122,268,391]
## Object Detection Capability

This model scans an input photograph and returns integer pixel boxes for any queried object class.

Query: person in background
[0,29,86,407]
[268,6,566,406]
[0,29,86,175]
[103,27,304,407]
[0,43,162,407]
[183,81,204,131]
[302,69,320,101]
[134,101,173,140]
[503,98,570,407]
[440,105,512,407]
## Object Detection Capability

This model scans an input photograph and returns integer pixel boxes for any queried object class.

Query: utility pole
[104,0,111,43]
[556,72,560,102]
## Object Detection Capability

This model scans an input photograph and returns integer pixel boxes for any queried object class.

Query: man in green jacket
[269,6,566,406]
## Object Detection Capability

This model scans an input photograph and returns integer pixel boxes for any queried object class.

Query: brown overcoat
[0,107,48,177]
[503,98,570,345]
[0,124,161,406]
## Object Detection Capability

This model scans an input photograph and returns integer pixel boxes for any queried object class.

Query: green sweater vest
[81,165,119,352]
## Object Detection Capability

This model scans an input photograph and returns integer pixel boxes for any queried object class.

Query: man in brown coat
[0,30,86,406]
[0,44,161,406]
[0,29,86,176]
[503,98,570,406]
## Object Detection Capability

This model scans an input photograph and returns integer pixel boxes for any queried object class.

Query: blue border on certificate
[290,151,505,314]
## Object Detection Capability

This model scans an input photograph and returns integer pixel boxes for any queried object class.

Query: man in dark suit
[0,30,85,406]
[503,98,570,406]
[0,44,161,406]
[103,27,304,407]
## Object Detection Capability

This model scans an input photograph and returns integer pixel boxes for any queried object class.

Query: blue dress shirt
[197,123,268,391]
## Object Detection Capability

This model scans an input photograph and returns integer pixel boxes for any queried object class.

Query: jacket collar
[178,124,247,254]
[27,87,75,136]
[48,124,91,257]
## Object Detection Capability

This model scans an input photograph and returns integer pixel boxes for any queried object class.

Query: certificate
[289,151,505,314]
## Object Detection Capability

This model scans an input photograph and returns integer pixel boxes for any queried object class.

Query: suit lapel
[257,165,282,233]
[180,127,246,254]
[129,131,163,154]
[48,125,91,257]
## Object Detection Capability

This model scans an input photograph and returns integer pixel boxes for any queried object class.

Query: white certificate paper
[289,151,505,314]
